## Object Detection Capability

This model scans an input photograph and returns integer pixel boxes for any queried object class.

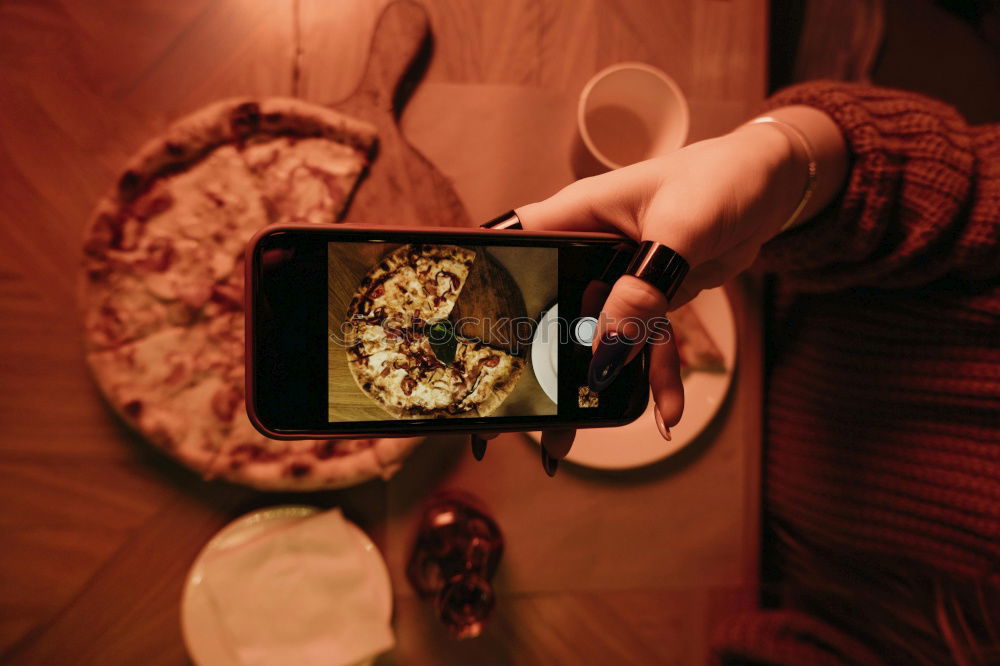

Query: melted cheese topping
[346,246,519,417]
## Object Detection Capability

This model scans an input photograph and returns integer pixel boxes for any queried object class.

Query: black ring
[624,241,689,302]
[481,210,523,230]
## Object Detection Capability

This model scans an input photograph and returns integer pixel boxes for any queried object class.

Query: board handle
[349,0,433,120]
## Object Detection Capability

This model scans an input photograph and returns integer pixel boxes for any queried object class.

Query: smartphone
[246,225,649,438]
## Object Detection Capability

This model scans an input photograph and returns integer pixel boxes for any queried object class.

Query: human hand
[476,107,846,474]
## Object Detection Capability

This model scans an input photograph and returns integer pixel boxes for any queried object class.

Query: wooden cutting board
[449,249,529,352]
[333,1,471,228]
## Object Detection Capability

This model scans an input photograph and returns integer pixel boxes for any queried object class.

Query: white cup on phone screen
[578,62,690,170]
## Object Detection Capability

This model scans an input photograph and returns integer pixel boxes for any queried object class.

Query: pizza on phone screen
[344,244,526,418]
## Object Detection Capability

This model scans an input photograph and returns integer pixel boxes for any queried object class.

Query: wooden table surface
[0,1,766,664]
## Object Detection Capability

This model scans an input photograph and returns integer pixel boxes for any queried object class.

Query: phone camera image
[328,242,559,422]
[248,227,648,436]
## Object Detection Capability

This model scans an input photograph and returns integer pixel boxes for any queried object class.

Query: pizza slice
[669,303,726,374]
[451,339,525,417]
[347,244,475,325]
[87,326,204,403]
[348,261,426,324]
[206,415,384,490]
[346,319,461,418]
[82,145,267,351]
[241,136,370,224]
[85,323,240,468]
[152,145,267,240]
[85,311,340,486]
[408,244,476,322]
[81,271,176,350]
[143,375,238,472]
[175,312,387,489]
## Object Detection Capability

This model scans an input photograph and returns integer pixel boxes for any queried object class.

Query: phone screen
[250,228,649,436]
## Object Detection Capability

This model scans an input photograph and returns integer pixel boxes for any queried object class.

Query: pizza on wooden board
[80,97,421,490]
[344,244,526,419]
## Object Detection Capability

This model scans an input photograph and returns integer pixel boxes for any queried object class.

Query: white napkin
[201,508,394,666]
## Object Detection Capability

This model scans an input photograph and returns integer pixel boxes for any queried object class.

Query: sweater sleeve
[757,81,1000,291]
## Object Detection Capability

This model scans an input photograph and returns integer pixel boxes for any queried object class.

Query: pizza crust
[113,98,377,205]
[346,244,475,325]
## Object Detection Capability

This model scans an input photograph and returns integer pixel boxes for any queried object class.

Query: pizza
[80,97,422,490]
[347,244,476,325]
[344,245,526,418]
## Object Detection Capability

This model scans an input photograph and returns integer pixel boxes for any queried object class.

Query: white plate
[181,505,393,666]
[530,304,559,404]
[530,286,737,470]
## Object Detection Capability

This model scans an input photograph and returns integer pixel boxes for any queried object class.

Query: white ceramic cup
[578,62,690,170]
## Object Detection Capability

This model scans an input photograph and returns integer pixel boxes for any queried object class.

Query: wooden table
[0,1,766,664]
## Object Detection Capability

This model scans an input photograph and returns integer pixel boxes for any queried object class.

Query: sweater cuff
[711,609,885,666]
[755,81,975,291]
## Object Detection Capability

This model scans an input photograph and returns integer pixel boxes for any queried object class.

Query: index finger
[514,164,660,236]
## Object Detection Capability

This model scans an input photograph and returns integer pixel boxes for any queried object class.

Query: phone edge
[243,223,646,440]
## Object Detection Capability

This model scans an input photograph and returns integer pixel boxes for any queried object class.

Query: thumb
[587,275,669,392]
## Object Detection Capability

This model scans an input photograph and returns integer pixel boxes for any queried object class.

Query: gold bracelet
[748,116,818,232]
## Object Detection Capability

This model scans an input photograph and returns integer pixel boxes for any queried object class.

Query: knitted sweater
[713,83,1000,665]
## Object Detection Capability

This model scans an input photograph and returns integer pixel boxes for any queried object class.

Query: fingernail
[470,435,488,461]
[540,446,558,477]
[588,331,640,392]
[481,210,522,230]
[654,408,672,441]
